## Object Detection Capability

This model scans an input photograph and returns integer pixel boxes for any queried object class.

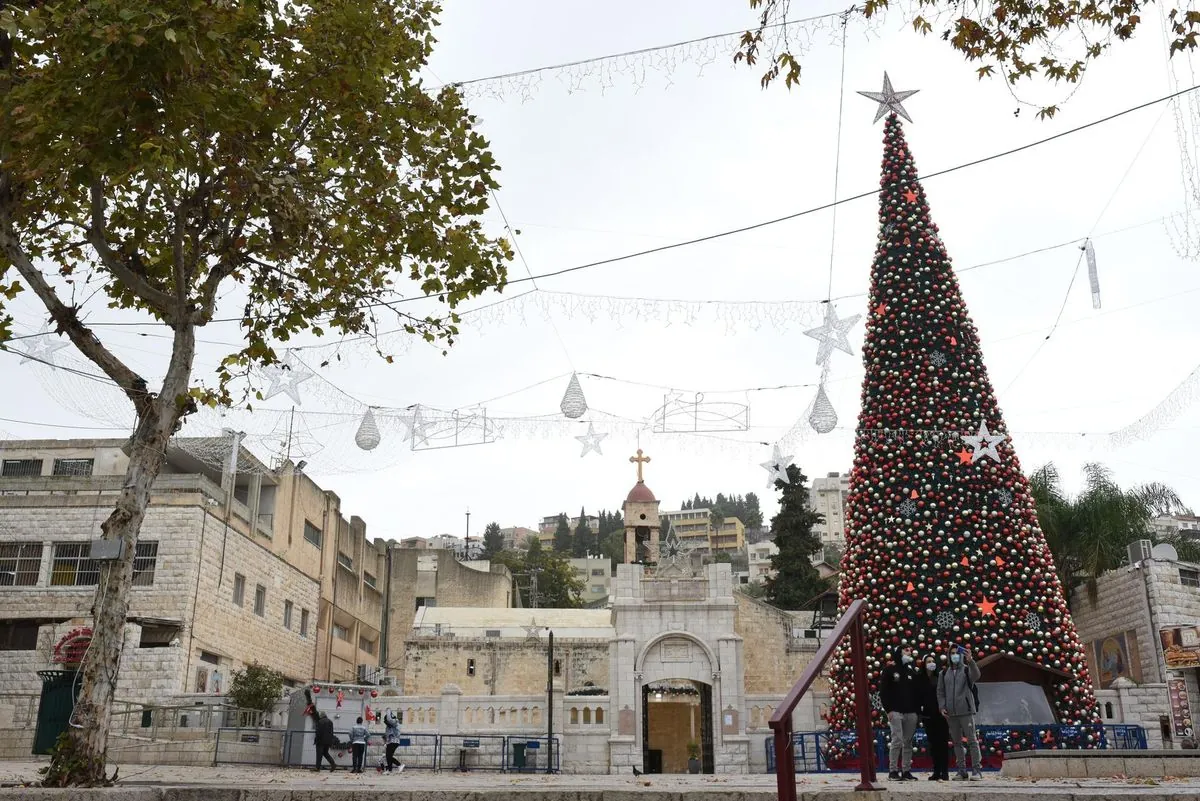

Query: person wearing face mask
[937,644,983,780]
[879,645,920,781]
[918,654,949,781]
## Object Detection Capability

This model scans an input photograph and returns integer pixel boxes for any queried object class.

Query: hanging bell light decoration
[808,383,838,434]
[559,372,588,419]
[355,408,382,451]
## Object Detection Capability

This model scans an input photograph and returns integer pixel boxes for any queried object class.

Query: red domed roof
[626,481,657,504]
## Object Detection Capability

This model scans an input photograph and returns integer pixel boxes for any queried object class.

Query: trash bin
[512,742,526,771]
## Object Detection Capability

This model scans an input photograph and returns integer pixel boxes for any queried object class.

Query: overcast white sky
[4,0,1200,541]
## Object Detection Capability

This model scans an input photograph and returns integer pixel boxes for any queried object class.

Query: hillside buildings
[808,471,850,548]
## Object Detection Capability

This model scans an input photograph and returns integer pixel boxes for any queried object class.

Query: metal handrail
[768,598,878,797]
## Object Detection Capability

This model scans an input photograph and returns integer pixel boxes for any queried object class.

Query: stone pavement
[2,761,1200,798]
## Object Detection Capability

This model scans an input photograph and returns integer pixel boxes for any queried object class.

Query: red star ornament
[979,597,997,616]
[903,189,918,203]
[956,447,973,465]
[875,302,888,315]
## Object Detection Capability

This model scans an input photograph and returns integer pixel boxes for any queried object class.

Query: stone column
[439,683,462,735]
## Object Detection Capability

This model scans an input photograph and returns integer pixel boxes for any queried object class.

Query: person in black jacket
[919,653,950,780]
[879,644,920,781]
[314,712,337,772]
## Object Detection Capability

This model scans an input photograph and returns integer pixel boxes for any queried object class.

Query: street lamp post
[546,627,554,773]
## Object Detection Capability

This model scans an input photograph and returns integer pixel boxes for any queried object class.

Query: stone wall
[401,639,608,696]
[734,592,821,694]
[1070,567,1158,684]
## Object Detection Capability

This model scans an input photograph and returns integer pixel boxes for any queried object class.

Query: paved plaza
[3,761,1200,798]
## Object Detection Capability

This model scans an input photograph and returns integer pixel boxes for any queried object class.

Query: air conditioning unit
[1128,539,1153,566]
[356,664,379,684]
[377,675,400,688]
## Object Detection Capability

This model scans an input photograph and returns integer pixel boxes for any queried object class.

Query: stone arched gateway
[636,633,717,774]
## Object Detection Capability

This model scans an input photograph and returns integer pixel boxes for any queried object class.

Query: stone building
[1069,549,1200,749]
[0,438,319,703]
[808,471,850,548]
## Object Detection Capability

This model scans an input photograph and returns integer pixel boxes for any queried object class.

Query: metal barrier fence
[766,724,1149,774]
[244,730,560,772]
[439,733,508,772]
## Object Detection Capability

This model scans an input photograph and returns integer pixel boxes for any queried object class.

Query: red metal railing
[768,598,878,798]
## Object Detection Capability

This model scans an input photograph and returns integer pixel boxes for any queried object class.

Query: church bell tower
[622,449,661,564]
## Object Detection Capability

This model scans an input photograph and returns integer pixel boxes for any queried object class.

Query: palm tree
[1028,463,1192,607]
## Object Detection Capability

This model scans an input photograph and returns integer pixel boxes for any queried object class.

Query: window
[415,597,436,609]
[553,659,561,677]
[466,658,476,677]
[337,552,354,570]
[253,584,266,617]
[1182,569,1200,589]
[591,568,606,576]
[50,542,99,586]
[359,635,375,655]
[138,624,178,648]
[283,600,293,630]
[332,623,349,641]
[0,620,39,650]
[52,458,93,477]
[131,542,158,586]
[232,573,245,607]
[299,608,310,638]
[363,571,376,589]
[199,650,221,665]
[1,459,42,477]
[0,542,43,586]
[591,585,605,594]
[303,520,322,548]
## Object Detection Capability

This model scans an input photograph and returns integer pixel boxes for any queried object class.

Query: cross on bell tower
[622,448,660,564]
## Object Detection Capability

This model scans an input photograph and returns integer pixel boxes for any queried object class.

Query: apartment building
[746,541,778,584]
[570,556,612,606]
[500,526,538,551]
[0,438,318,701]
[659,508,746,554]
[809,471,850,548]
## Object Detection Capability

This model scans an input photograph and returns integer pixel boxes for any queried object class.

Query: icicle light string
[439,8,861,103]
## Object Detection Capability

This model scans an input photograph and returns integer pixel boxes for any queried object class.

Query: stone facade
[402,639,608,696]
[1070,557,1200,749]
[0,478,318,701]
[734,593,822,694]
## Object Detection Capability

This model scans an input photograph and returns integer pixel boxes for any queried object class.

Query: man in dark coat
[314,711,337,771]
[879,644,920,781]
[919,653,950,780]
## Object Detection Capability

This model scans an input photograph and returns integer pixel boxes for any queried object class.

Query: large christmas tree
[828,106,1101,742]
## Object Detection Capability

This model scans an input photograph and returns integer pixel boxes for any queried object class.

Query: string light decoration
[806,383,838,434]
[826,103,1101,752]
[559,372,588,419]
[18,323,70,366]
[574,422,608,457]
[260,351,314,406]
[652,392,750,433]
[450,10,861,103]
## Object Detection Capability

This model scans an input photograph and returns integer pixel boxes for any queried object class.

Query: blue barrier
[766,724,1148,774]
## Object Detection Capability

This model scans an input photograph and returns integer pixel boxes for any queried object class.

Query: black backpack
[967,676,980,710]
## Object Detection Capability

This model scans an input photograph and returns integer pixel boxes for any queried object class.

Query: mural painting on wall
[1160,627,1200,670]
[1090,631,1142,688]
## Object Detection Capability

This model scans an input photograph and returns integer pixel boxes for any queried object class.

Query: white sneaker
[397,764,406,773]
[970,772,983,781]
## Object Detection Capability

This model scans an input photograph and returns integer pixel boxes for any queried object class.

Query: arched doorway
[641,679,714,774]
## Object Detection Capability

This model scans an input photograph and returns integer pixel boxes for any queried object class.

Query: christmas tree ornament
[406,407,430,447]
[827,110,1100,747]
[803,304,861,366]
[1083,240,1101,309]
[574,422,608,457]
[559,372,588,419]
[261,351,314,405]
[807,383,838,433]
[354,408,382,451]
[760,444,792,488]
[18,323,70,366]
[857,71,919,123]
[960,421,1008,464]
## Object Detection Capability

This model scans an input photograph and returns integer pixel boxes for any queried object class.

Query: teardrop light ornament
[355,408,382,451]
[808,384,838,434]
[559,372,588,420]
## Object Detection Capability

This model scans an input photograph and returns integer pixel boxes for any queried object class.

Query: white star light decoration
[960,421,1008,464]
[575,423,608,458]
[803,305,861,367]
[260,352,314,405]
[857,71,919,124]
[19,324,70,366]
[405,407,430,448]
[760,444,792,488]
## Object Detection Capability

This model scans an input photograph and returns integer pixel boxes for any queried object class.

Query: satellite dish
[1152,543,1179,562]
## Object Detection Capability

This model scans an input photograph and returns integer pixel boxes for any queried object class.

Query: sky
[4,0,1200,541]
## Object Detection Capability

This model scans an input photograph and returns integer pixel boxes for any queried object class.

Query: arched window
[1105,702,1114,719]
[595,707,605,724]
[569,707,579,724]
[582,707,592,724]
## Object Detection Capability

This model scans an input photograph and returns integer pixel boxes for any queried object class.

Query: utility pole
[465,508,471,558]
[546,628,555,774]
[530,568,540,609]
